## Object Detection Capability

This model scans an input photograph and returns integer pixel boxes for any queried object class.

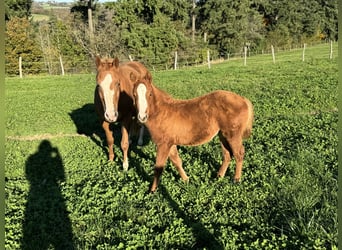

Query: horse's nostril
[105,111,118,122]
[138,114,147,123]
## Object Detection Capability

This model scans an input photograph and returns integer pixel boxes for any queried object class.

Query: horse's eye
[117,82,120,87]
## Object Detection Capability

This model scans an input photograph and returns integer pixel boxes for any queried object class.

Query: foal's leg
[151,144,171,193]
[169,145,189,181]
[217,134,232,177]
[121,119,131,171]
[102,121,114,161]
[137,125,144,146]
[226,135,245,182]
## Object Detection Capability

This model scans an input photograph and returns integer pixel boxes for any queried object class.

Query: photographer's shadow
[22,140,74,250]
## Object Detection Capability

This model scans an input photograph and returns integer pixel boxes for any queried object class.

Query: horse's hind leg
[219,132,245,182]
[217,133,232,178]
[102,121,114,161]
[169,145,189,182]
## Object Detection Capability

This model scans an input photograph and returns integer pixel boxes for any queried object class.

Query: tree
[254,0,338,45]
[5,0,33,20]
[103,0,192,67]
[5,17,43,75]
[196,0,265,55]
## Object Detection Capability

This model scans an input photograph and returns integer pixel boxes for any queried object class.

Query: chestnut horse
[132,73,254,192]
[94,56,147,170]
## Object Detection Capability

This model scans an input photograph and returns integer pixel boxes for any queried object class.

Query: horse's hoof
[183,177,190,183]
[123,161,129,171]
[233,178,241,185]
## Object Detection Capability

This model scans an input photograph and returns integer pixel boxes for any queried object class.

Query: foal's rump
[211,90,253,139]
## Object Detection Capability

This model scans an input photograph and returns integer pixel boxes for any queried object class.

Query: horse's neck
[119,71,133,96]
[152,84,174,106]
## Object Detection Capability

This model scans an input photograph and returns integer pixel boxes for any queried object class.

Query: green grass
[5,44,338,249]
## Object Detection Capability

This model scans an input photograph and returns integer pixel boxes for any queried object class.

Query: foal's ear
[95,55,101,68]
[113,57,120,68]
[144,71,152,82]
[130,72,137,82]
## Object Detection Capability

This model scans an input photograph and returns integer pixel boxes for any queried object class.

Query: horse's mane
[151,83,174,104]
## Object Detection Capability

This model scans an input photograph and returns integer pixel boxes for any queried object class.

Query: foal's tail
[243,98,254,139]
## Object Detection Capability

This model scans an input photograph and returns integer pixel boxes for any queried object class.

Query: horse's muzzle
[138,114,148,123]
[105,111,119,123]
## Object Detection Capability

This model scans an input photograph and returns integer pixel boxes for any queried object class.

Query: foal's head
[132,72,153,124]
[95,56,121,123]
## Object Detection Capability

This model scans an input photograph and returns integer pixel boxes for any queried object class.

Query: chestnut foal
[94,56,147,170]
[132,73,254,192]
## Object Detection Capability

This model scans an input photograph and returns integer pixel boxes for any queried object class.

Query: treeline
[5,0,338,75]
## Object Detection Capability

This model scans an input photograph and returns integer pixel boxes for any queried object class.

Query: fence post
[59,55,65,76]
[19,56,23,78]
[271,45,275,64]
[244,46,247,66]
[329,40,333,59]
[302,43,306,62]
[207,50,211,69]
[174,51,178,70]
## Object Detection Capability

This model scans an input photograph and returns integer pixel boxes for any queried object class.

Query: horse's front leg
[137,125,144,146]
[150,144,171,193]
[102,121,114,161]
[169,145,189,182]
[121,119,131,171]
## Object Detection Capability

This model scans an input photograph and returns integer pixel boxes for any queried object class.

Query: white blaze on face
[100,73,116,121]
[137,83,148,122]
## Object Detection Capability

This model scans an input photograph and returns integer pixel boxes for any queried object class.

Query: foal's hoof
[122,161,129,171]
[149,188,157,194]
[233,178,241,185]
[183,177,190,184]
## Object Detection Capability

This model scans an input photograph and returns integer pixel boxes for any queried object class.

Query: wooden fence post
[244,46,247,66]
[19,56,23,78]
[271,45,275,64]
[174,51,178,70]
[207,50,211,69]
[59,55,65,76]
[302,43,306,62]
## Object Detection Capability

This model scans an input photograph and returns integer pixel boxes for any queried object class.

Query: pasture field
[5,44,338,249]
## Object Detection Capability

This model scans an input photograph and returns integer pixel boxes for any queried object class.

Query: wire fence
[5,41,337,77]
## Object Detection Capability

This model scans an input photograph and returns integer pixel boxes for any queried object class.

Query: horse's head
[95,56,121,123]
[132,72,153,124]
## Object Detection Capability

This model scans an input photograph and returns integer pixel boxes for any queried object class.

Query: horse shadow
[69,103,149,158]
[69,103,119,155]
[130,146,224,250]
[22,140,75,250]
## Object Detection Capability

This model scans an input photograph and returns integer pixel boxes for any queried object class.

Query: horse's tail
[243,98,254,139]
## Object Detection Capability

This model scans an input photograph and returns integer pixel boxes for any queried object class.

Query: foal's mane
[151,83,174,104]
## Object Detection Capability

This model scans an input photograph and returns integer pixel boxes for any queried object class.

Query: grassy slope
[5,43,338,249]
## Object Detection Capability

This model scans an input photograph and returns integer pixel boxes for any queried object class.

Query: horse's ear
[130,72,137,82]
[144,71,152,82]
[113,57,120,68]
[95,55,101,68]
